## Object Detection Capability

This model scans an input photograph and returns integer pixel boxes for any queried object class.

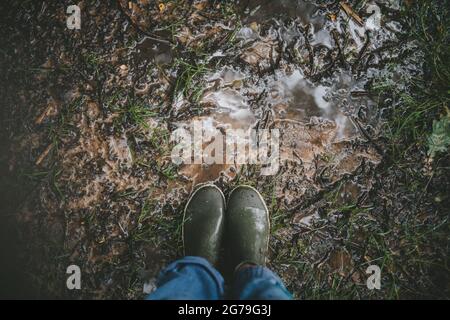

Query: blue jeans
[146,256,292,300]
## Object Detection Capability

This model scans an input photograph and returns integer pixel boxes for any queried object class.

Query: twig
[340,1,364,27]
[35,144,53,166]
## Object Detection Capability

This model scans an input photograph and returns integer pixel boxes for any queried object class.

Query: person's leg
[146,256,224,300]
[232,264,292,300]
[148,184,226,300]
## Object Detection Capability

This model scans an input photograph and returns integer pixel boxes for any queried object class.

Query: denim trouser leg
[146,256,292,300]
[233,265,293,300]
[146,256,225,300]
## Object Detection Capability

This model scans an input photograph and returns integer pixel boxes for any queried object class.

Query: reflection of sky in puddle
[267,69,359,139]
[132,36,172,65]
[199,67,364,140]
[240,0,323,28]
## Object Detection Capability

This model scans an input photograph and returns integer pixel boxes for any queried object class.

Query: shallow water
[170,0,388,185]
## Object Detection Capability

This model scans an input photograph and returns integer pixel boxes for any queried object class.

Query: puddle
[239,0,325,29]
[131,36,173,65]
[29,0,394,223]
[169,0,391,189]
[175,65,370,185]
[266,69,359,137]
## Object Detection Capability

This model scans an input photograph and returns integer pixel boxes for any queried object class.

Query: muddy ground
[0,0,448,299]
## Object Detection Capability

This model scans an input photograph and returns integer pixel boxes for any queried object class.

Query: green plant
[428,109,450,158]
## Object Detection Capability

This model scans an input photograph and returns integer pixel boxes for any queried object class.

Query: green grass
[126,102,158,129]
[109,95,158,132]
[372,1,450,158]
[47,97,83,152]
[131,197,183,254]
[173,58,209,103]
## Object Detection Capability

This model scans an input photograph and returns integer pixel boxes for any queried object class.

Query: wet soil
[0,0,434,299]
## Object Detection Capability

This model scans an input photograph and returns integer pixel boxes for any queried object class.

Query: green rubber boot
[226,185,270,270]
[183,184,225,266]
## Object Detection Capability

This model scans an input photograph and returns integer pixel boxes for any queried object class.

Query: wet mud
[0,0,425,298]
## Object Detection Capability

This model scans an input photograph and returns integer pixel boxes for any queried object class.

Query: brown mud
[0,0,437,299]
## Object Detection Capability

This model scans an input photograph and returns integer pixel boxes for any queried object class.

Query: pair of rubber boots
[183,184,269,273]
